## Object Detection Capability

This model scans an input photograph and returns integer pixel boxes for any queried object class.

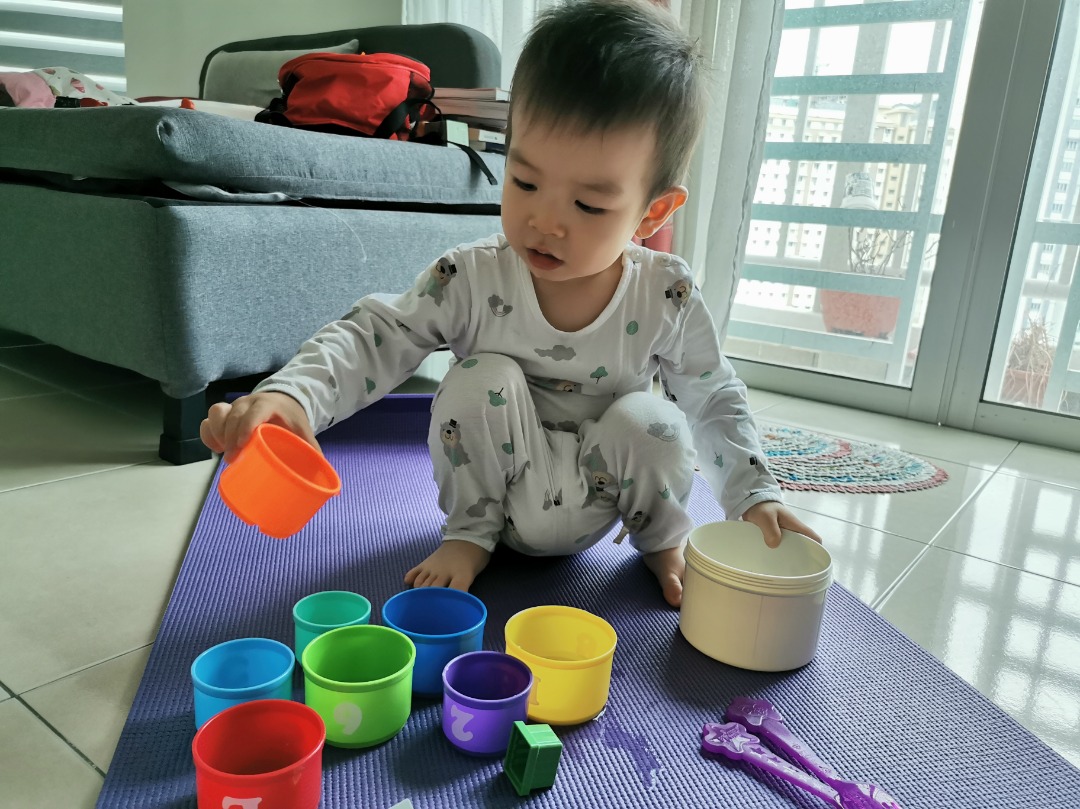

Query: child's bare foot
[643,544,686,608]
[404,539,492,591]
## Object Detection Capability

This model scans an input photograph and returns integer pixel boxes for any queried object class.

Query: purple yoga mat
[98,394,1080,808]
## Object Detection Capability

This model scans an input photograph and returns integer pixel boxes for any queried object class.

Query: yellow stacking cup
[504,605,617,725]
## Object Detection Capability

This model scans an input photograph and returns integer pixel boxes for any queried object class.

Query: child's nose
[528,207,565,238]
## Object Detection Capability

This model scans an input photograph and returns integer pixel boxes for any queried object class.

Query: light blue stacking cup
[381,587,487,696]
[293,591,372,661]
[191,638,295,729]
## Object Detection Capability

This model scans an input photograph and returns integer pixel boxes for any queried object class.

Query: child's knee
[604,392,694,455]
[429,354,529,470]
[435,353,527,411]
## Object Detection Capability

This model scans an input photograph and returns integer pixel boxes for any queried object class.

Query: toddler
[201,0,820,607]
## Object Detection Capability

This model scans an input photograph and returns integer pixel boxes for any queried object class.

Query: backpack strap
[449,141,498,186]
[373,97,425,139]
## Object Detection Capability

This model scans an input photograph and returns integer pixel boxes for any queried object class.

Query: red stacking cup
[192,699,325,809]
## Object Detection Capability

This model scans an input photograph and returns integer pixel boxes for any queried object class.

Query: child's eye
[513,178,536,192]
[576,201,606,215]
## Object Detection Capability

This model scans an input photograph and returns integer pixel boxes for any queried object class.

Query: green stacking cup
[301,625,415,748]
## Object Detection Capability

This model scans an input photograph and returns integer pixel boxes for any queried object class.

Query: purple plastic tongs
[701,696,902,809]
[702,722,846,808]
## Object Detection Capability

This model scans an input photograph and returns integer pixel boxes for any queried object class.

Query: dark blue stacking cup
[381,588,487,696]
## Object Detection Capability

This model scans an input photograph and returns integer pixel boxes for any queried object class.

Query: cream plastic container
[680,521,832,672]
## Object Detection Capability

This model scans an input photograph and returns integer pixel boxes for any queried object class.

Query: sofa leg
[159,390,211,464]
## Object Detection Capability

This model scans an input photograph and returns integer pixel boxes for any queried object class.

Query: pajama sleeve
[254,251,475,434]
[656,274,783,520]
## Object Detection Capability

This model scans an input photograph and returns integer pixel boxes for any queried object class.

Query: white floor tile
[933,473,1080,585]
[0,344,144,391]
[0,461,215,693]
[879,547,1080,768]
[73,380,162,426]
[998,442,1080,490]
[0,700,103,809]
[0,365,60,401]
[778,457,994,543]
[746,387,789,413]
[22,646,151,772]
[0,393,161,492]
[785,506,926,607]
[764,398,1018,470]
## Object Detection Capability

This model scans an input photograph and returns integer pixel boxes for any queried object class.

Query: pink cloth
[0,71,55,107]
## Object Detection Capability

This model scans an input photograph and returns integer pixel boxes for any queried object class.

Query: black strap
[373,98,419,139]
[450,141,498,186]
[255,95,291,127]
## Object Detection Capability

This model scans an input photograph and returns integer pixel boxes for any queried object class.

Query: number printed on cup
[450,704,475,741]
[334,702,363,735]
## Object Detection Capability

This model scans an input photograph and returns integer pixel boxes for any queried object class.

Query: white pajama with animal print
[254,234,782,556]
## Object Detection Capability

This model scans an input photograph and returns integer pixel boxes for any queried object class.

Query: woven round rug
[758,422,949,494]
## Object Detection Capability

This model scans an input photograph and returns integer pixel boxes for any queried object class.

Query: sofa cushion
[0,106,503,206]
[202,39,359,108]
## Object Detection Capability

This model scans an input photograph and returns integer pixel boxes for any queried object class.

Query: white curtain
[402,1,560,90]
[0,0,126,91]
[671,0,784,337]
[403,0,783,337]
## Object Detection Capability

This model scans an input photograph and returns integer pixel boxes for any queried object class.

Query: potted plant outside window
[819,171,906,339]
[1000,318,1056,407]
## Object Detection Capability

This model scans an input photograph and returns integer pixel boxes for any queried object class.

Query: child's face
[502,117,664,284]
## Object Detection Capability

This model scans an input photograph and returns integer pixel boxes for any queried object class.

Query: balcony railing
[733,0,1080,409]
[732,0,969,385]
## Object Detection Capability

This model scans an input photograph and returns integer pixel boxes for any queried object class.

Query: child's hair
[507,0,707,202]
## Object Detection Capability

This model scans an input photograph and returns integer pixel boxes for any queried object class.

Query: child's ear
[635,186,688,239]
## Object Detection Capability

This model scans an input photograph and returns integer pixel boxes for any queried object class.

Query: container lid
[686,522,832,596]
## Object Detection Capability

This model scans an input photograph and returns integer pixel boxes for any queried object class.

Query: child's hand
[199,391,319,463]
[741,501,821,549]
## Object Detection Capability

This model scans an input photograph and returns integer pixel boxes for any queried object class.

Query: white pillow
[202,39,359,107]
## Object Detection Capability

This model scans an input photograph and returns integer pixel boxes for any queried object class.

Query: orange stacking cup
[218,423,341,539]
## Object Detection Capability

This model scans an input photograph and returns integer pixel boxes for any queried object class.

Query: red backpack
[257,52,434,140]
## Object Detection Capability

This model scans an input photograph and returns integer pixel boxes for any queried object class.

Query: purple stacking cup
[441,651,533,756]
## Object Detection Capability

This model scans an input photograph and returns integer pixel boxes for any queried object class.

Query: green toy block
[502,721,563,796]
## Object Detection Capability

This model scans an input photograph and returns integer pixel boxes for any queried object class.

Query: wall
[122,0,403,97]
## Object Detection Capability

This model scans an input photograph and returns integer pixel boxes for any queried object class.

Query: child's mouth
[526,248,564,271]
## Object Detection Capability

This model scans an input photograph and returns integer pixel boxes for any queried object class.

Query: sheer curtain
[402,0,557,90]
[403,0,783,336]
[671,0,783,336]
[0,0,126,91]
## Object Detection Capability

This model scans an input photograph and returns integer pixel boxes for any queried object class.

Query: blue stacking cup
[381,587,487,696]
[191,638,295,729]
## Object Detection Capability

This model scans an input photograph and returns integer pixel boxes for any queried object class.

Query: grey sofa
[0,24,503,463]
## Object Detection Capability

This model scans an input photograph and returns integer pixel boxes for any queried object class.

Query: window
[0,1,125,91]
[737,0,985,386]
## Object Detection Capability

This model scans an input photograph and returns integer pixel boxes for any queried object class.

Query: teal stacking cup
[381,587,488,696]
[292,591,371,661]
[191,638,295,729]
[301,624,415,748]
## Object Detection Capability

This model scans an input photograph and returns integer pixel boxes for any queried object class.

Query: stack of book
[428,87,508,153]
